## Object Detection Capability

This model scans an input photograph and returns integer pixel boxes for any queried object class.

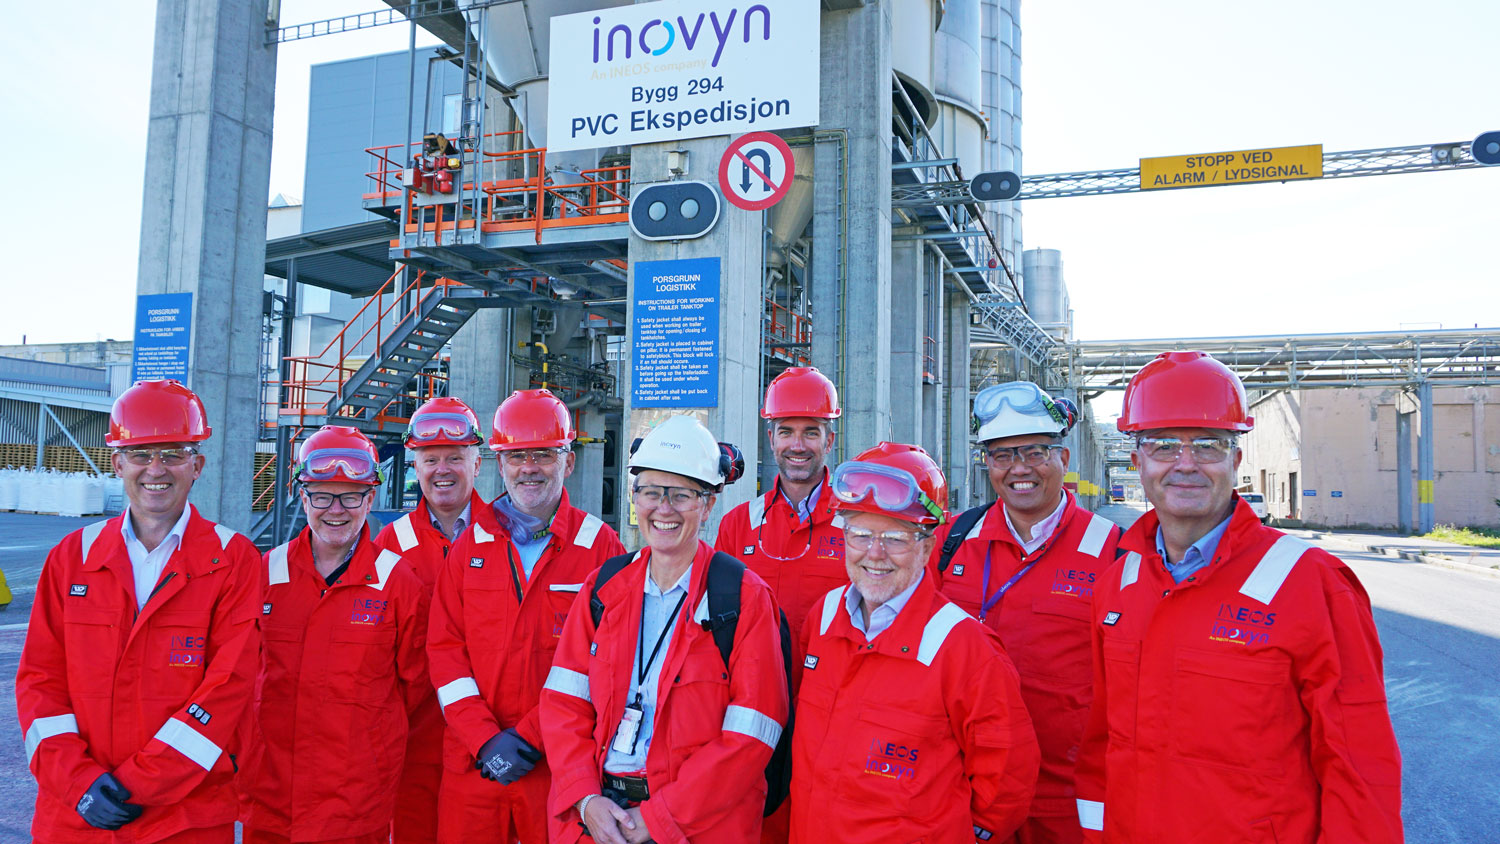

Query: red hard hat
[1117,351,1254,433]
[489,388,574,451]
[106,380,212,447]
[296,425,382,485]
[762,366,841,420]
[830,441,948,526]
[404,396,483,448]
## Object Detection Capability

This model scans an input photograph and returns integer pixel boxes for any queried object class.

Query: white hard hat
[628,415,725,488]
[972,381,1070,442]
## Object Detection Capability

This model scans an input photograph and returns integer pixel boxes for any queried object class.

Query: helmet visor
[831,460,943,523]
[407,411,480,444]
[299,447,380,483]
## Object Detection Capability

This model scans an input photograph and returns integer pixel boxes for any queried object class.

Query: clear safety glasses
[971,382,1066,428]
[298,448,380,483]
[406,411,480,444]
[1136,436,1237,464]
[830,460,944,523]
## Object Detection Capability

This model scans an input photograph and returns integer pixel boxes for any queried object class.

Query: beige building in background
[1240,386,1499,530]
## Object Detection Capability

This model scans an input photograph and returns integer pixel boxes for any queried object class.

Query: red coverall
[238,529,430,843]
[427,490,624,844]
[1075,499,1404,843]
[540,542,788,844]
[713,473,847,691]
[714,474,846,844]
[933,493,1121,844]
[373,491,493,843]
[789,575,1040,844]
[17,509,261,844]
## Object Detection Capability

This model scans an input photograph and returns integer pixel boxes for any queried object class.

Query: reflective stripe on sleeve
[436,677,481,708]
[1077,799,1104,831]
[1077,514,1113,558]
[916,603,969,667]
[819,586,845,635]
[543,666,591,702]
[1119,552,1141,589]
[722,704,782,749]
[154,718,223,771]
[24,714,78,764]
[1239,534,1310,605]
[268,543,291,585]
[393,515,419,551]
[574,514,605,549]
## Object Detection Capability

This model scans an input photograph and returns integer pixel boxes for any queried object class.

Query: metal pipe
[1417,379,1435,534]
[41,405,100,475]
[1396,404,1413,534]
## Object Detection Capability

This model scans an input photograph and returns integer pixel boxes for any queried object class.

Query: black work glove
[476,728,542,785]
[76,773,143,830]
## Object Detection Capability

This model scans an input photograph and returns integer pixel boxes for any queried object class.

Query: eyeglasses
[406,411,481,444]
[830,460,944,523]
[118,447,197,467]
[633,484,709,508]
[1136,436,1237,464]
[501,448,565,466]
[299,448,381,483]
[303,489,372,510]
[844,526,930,554]
[986,443,1064,467]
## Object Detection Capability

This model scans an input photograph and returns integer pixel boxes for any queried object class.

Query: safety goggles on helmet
[405,411,482,445]
[831,460,945,523]
[297,448,381,483]
[971,382,1068,433]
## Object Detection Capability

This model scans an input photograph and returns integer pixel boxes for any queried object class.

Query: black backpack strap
[703,551,746,667]
[938,502,995,573]
[588,552,636,628]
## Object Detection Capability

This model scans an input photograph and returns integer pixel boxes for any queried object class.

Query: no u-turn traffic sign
[719,131,795,211]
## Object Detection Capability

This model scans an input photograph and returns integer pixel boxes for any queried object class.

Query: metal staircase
[325,286,504,432]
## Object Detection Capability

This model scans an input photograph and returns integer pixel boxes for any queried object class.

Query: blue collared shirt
[781,478,824,524]
[491,496,552,578]
[429,501,472,543]
[1156,514,1233,584]
[604,563,693,774]
[845,569,925,641]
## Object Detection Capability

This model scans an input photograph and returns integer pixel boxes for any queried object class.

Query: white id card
[611,703,644,755]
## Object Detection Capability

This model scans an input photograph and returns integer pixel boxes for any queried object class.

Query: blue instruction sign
[1303,489,1317,497]
[1331,490,1344,498]
[131,292,193,382]
[632,258,720,407]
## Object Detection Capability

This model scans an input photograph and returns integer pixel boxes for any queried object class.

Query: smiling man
[240,425,429,844]
[375,396,494,844]
[789,442,1038,844]
[1074,352,1404,844]
[715,367,846,685]
[17,379,261,844]
[426,388,623,844]
[932,381,1121,844]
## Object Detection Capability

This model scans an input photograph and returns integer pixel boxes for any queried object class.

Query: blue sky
[3,0,1495,346]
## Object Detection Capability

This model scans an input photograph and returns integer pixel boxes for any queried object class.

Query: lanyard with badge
[978,545,1044,622]
[612,591,688,755]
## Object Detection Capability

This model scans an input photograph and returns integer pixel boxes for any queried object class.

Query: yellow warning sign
[1140,144,1323,190]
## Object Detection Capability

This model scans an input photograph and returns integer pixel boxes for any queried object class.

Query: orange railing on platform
[766,300,811,366]
[279,267,456,428]
[365,132,631,244]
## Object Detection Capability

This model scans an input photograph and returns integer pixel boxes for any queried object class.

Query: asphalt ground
[2,509,1496,841]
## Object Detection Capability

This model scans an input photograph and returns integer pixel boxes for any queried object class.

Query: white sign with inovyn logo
[547,0,820,152]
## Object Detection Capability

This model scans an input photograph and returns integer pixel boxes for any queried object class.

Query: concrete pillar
[136,0,277,529]
[890,237,924,443]
[565,403,608,516]
[620,139,764,549]
[450,308,510,501]
[1417,380,1435,534]
[944,285,973,510]
[1396,404,1413,534]
[812,0,893,463]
